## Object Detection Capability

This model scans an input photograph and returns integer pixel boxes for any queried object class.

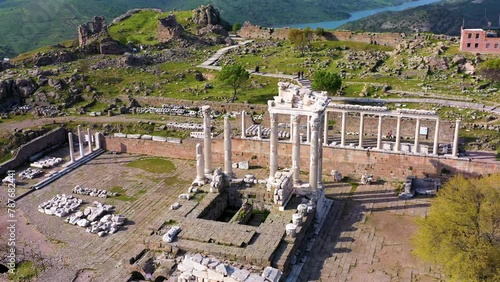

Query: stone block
[231,269,250,281]
[207,269,225,281]
[238,161,249,170]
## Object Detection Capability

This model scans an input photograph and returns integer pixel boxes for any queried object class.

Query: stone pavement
[296,182,444,282]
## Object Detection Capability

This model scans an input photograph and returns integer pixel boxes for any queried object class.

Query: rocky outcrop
[192,5,230,36]
[0,61,13,72]
[0,78,37,103]
[158,14,184,42]
[99,37,129,55]
[78,16,129,55]
[32,50,78,67]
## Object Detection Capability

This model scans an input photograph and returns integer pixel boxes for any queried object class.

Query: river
[275,0,442,29]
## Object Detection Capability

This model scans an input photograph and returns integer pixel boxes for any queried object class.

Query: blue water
[275,0,442,29]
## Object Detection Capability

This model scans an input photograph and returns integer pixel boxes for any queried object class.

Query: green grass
[126,157,176,174]
[8,261,42,281]
[0,152,13,164]
[109,10,163,45]
[109,186,147,202]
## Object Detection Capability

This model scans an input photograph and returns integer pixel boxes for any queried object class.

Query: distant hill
[339,0,500,36]
[0,0,416,58]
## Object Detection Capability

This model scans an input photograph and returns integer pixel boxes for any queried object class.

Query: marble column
[68,132,75,163]
[309,114,319,190]
[95,132,102,149]
[195,143,206,182]
[433,119,440,155]
[306,116,311,143]
[292,115,301,185]
[269,112,278,180]
[257,125,262,140]
[340,111,346,147]
[452,119,460,157]
[224,117,233,177]
[376,115,383,150]
[323,112,329,146]
[241,110,246,138]
[87,128,93,154]
[395,116,402,152]
[413,118,421,153]
[318,114,324,187]
[290,115,294,142]
[77,125,85,159]
[202,106,212,174]
[358,113,365,149]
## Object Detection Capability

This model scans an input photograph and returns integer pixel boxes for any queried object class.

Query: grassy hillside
[0,0,417,58]
[340,0,500,35]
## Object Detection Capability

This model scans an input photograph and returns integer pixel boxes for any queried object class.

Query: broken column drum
[195,143,206,183]
[202,106,213,174]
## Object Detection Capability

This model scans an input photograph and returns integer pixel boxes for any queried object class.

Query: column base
[192,177,207,186]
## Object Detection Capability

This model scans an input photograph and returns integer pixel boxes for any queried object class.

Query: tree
[232,23,242,33]
[311,70,342,94]
[412,174,500,281]
[479,58,500,85]
[288,28,312,56]
[218,64,249,102]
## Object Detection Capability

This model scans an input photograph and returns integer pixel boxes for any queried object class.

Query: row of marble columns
[269,112,324,190]
[68,125,101,163]
[195,107,234,183]
[330,111,460,156]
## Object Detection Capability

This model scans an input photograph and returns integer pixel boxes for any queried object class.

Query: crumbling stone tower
[78,16,109,47]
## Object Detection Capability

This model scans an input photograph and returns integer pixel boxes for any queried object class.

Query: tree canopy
[218,63,250,102]
[288,28,312,56]
[311,70,342,94]
[479,58,500,84]
[412,174,500,281]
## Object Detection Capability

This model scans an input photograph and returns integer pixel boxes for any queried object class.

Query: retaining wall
[104,136,499,181]
[0,127,67,175]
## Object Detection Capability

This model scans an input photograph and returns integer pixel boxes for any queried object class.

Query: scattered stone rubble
[245,124,290,139]
[134,105,202,117]
[72,185,118,198]
[18,168,43,179]
[30,156,62,168]
[176,253,282,282]
[2,174,17,184]
[39,195,126,236]
[269,170,294,208]
[38,194,83,217]
[69,201,126,237]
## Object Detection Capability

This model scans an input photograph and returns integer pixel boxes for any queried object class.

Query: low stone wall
[237,22,405,47]
[0,127,67,175]
[104,136,499,181]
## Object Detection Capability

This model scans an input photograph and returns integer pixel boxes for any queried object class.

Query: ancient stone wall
[0,127,67,175]
[157,14,184,43]
[197,193,228,221]
[78,16,108,47]
[238,22,405,47]
[103,136,498,181]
